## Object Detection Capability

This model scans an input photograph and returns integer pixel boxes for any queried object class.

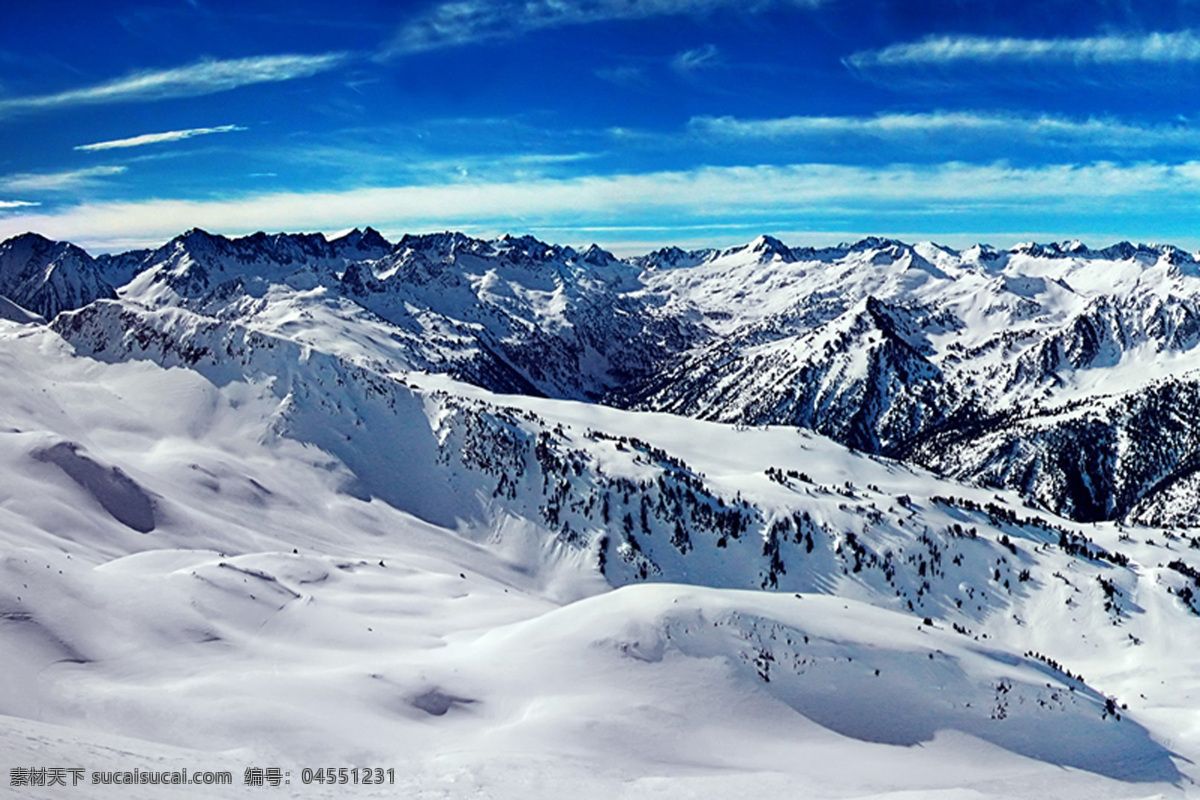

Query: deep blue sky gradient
[5,0,1200,252]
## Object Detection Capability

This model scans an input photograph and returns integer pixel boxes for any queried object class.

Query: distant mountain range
[8,227,1200,525]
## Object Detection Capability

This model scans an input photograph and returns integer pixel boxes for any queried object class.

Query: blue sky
[5,1,1200,253]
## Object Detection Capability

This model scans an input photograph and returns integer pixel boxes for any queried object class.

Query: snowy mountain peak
[493,233,562,263]
[842,235,906,253]
[126,229,347,304]
[961,243,1003,263]
[749,233,792,257]
[396,230,486,259]
[579,242,618,266]
[1157,244,1195,264]
[326,227,394,264]
[0,231,90,263]
[332,225,390,250]
[1010,241,1066,258]
[716,234,796,262]
[176,226,221,249]
[0,231,115,318]
[2,231,55,249]
[634,245,716,270]
[1097,241,1144,261]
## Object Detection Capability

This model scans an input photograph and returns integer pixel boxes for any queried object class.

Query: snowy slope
[0,314,1187,798]
[4,228,1200,798]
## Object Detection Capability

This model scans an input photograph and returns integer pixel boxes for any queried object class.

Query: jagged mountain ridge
[626,234,1200,522]
[7,227,1200,523]
[0,232,116,318]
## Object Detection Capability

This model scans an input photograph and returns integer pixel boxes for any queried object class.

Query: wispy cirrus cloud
[846,30,1200,90]
[0,200,39,209]
[848,30,1200,70]
[0,53,349,117]
[689,111,1200,149]
[5,160,1200,252]
[1,166,126,192]
[75,124,247,152]
[382,0,822,57]
[672,44,722,75]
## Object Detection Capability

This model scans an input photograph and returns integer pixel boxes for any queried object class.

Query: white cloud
[383,0,821,57]
[1,166,126,192]
[0,53,348,116]
[3,160,1199,252]
[508,152,600,165]
[672,44,722,74]
[75,124,247,152]
[847,30,1200,70]
[689,111,1200,148]
[0,200,39,209]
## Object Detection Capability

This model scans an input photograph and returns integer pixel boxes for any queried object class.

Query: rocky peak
[0,232,114,318]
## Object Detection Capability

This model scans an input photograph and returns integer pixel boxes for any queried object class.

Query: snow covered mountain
[0,232,115,318]
[4,227,1200,798]
[626,235,1200,525]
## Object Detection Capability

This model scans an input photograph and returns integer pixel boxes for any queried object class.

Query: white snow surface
[3,230,1200,798]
